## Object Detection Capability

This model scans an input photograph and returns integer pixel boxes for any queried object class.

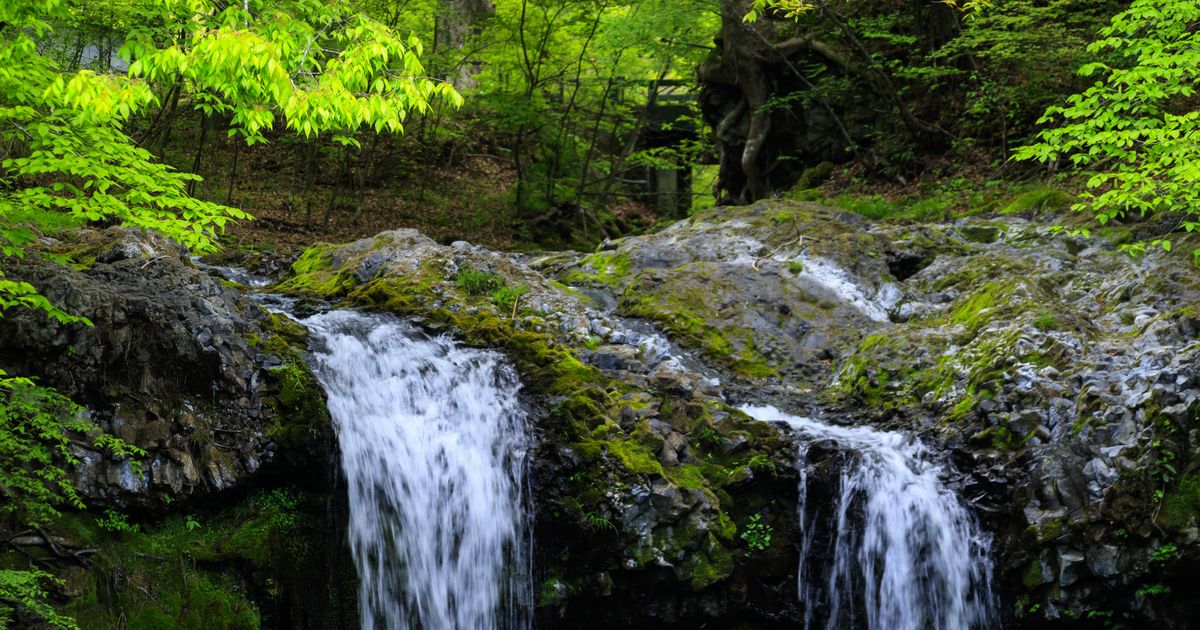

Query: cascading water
[742,405,996,630]
[303,310,533,630]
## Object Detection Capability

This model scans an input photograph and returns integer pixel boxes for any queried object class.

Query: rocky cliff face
[0,228,348,628]
[0,228,331,504]
[544,200,1200,626]
[9,202,1200,628]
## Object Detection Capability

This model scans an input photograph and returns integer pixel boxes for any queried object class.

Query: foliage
[455,265,504,295]
[0,569,80,630]
[1151,543,1178,563]
[491,283,528,313]
[1015,0,1200,254]
[95,508,139,533]
[739,513,772,552]
[582,511,617,533]
[732,0,1124,184]
[1,0,458,312]
[0,374,144,528]
[122,0,462,144]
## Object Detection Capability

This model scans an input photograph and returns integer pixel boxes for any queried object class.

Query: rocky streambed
[3,200,1199,628]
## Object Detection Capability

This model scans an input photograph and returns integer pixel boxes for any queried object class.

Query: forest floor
[167,115,1081,259]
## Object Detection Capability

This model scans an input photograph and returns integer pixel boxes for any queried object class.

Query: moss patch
[618,278,776,379]
[1160,473,1200,529]
[560,251,633,288]
[42,487,354,629]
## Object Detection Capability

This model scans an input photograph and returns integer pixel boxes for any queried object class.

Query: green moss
[688,538,734,590]
[1032,312,1058,331]
[619,285,776,379]
[55,487,350,630]
[607,439,664,477]
[274,245,358,296]
[948,282,1003,333]
[999,187,1074,215]
[263,359,330,449]
[959,223,1003,244]
[666,464,707,490]
[715,512,736,541]
[290,246,335,274]
[561,251,633,287]
[1160,473,1200,529]
[1022,560,1047,589]
[455,265,504,295]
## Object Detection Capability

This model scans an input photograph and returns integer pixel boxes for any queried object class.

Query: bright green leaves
[0,376,145,528]
[0,568,79,630]
[43,70,156,126]
[127,0,461,145]
[1016,0,1200,252]
[743,0,815,23]
[0,374,144,630]
[1,0,457,268]
[0,275,90,325]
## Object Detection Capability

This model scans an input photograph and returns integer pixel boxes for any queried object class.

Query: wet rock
[0,227,324,507]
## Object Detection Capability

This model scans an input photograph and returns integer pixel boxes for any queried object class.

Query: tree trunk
[434,0,495,89]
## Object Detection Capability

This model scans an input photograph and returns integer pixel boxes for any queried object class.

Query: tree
[0,0,457,624]
[435,0,496,88]
[1014,0,1200,256]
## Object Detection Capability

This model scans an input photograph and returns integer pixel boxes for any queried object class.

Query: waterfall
[742,405,996,630]
[303,310,533,630]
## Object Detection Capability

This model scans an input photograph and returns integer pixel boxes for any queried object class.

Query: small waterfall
[303,310,533,630]
[742,405,996,630]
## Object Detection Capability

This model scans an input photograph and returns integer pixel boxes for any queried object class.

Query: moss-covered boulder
[276,228,804,627]
[826,215,1200,624]
[541,201,904,393]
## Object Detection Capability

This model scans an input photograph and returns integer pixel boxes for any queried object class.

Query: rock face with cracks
[0,227,330,506]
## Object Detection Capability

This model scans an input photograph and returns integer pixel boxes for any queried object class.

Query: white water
[304,310,533,630]
[790,255,899,323]
[742,405,996,630]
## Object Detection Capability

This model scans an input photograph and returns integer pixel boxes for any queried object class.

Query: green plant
[1151,543,1178,563]
[455,266,504,296]
[692,424,722,448]
[583,511,617,533]
[748,454,778,476]
[0,569,79,630]
[186,515,202,531]
[95,508,138,533]
[740,513,773,552]
[788,260,805,274]
[0,377,144,527]
[491,283,529,314]
[1015,0,1200,255]
[1137,583,1171,598]
[1032,313,1057,331]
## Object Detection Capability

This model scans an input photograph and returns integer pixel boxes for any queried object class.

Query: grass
[455,265,505,295]
[793,176,1077,223]
[4,207,86,237]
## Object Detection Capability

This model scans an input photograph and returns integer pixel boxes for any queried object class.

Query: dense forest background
[8,0,1133,253]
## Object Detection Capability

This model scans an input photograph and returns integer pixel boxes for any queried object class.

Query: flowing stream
[742,405,996,630]
[303,310,533,630]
